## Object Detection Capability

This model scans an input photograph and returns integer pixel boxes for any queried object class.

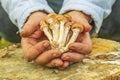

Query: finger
[70,32,92,54]
[34,40,50,52]
[46,58,63,68]
[77,32,92,44]
[30,29,43,39]
[20,17,41,37]
[22,39,50,60]
[69,42,92,54]
[20,24,38,37]
[34,50,61,65]
[61,52,84,62]
[58,61,69,70]
[83,23,92,32]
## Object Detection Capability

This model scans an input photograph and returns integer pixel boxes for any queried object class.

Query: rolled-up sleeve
[0,0,54,31]
[59,0,116,33]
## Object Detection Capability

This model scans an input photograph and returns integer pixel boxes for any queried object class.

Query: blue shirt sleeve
[60,0,116,33]
[0,0,54,31]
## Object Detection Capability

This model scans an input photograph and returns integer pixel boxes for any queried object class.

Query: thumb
[20,11,47,37]
[83,23,92,32]
[20,21,39,37]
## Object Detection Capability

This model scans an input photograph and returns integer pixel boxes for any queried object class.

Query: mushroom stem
[56,15,68,48]
[52,23,60,48]
[45,13,59,48]
[62,23,83,52]
[40,20,53,44]
[66,30,72,44]
[43,28,53,43]
[59,22,71,48]
[58,21,65,46]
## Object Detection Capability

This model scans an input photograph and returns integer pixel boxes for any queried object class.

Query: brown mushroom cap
[72,23,84,32]
[65,22,72,27]
[63,14,72,22]
[45,13,57,24]
[50,20,59,27]
[56,14,67,22]
[45,13,57,19]
[40,19,48,30]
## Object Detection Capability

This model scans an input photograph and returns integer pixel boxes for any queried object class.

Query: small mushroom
[62,23,84,52]
[45,13,60,48]
[45,13,57,24]
[40,19,53,44]
[59,22,72,48]
[40,13,84,53]
[60,14,72,47]
[50,20,60,48]
[56,15,69,48]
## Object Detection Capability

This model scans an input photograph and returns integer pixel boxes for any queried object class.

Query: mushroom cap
[72,23,84,32]
[65,22,72,27]
[40,24,49,30]
[46,13,57,19]
[56,14,67,22]
[63,14,72,22]
[45,13,57,24]
[50,19,59,27]
[40,19,49,30]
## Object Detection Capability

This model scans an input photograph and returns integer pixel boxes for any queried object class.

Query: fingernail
[43,42,49,47]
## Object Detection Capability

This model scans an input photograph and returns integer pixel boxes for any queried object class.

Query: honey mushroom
[56,15,66,48]
[58,15,72,48]
[56,14,71,49]
[44,13,60,48]
[60,22,72,48]
[40,13,84,53]
[61,23,84,52]
[40,19,53,45]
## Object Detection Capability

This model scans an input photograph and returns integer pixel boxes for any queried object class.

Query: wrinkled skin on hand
[20,11,92,69]
[21,12,62,67]
[66,11,92,32]
[58,11,92,69]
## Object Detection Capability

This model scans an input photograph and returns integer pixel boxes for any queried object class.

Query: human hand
[21,11,63,67]
[45,33,92,69]
[58,11,92,69]
[66,11,92,32]
[59,32,92,69]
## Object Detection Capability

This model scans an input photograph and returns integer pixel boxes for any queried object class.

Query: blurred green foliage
[91,33,98,38]
[0,38,12,49]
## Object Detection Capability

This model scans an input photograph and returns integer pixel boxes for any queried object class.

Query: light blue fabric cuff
[18,5,54,32]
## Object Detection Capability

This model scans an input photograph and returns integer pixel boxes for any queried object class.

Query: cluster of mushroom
[40,13,83,53]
